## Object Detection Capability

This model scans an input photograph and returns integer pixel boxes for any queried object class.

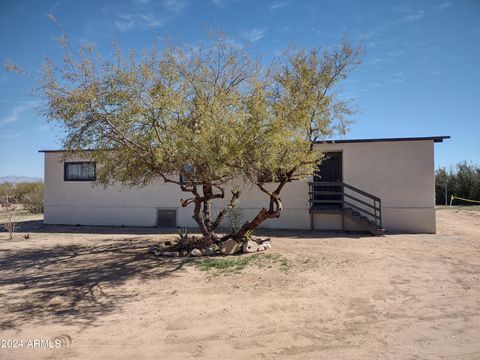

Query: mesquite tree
[39,33,360,244]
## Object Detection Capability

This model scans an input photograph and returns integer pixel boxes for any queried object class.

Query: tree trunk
[228,172,293,242]
[202,185,213,231]
[192,196,211,237]
[231,193,283,242]
[181,184,240,244]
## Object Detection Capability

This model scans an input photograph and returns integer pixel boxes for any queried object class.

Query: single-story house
[40,136,449,234]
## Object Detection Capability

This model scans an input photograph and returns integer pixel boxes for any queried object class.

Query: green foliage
[0,207,17,239]
[243,230,255,241]
[0,183,15,203]
[0,182,43,213]
[197,253,289,275]
[176,227,189,241]
[225,207,242,233]
[435,162,480,205]
[39,34,359,184]
[35,32,360,236]
[17,182,44,213]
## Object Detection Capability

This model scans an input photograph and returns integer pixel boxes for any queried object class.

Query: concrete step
[311,207,384,236]
[343,210,384,236]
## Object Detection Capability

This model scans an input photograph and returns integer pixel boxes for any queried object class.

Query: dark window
[312,152,343,210]
[64,162,96,181]
[179,174,188,185]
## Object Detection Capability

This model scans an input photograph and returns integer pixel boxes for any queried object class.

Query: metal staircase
[308,181,385,236]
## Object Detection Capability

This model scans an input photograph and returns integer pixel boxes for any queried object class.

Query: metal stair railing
[308,181,382,229]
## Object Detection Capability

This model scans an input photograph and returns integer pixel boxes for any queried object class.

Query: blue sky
[1,0,479,178]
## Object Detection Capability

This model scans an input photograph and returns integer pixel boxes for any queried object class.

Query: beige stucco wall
[43,152,310,229]
[43,139,436,233]
[314,140,436,233]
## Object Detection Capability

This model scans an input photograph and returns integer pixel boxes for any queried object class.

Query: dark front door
[313,152,342,210]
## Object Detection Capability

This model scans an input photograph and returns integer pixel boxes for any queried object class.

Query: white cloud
[103,0,187,33]
[115,13,167,32]
[1,132,21,139]
[391,72,406,83]
[394,6,425,22]
[438,1,452,10]
[211,0,224,7]
[115,15,135,32]
[388,50,406,57]
[163,0,187,12]
[0,102,36,127]
[242,28,266,42]
[403,9,424,22]
[270,1,289,11]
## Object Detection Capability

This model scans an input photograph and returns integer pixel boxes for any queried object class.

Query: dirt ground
[1,207,479,359]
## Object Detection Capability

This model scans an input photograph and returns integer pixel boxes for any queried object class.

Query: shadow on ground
[0,237,194,330]
[10,219,372,239]
[11,219,179,235]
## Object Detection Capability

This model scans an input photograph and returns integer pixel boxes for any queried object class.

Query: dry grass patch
[197,253,289,275]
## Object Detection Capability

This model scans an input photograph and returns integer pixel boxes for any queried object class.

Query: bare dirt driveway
[1,207,479,359]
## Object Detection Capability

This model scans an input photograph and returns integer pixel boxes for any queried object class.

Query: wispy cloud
[1,132,21,139]
[114,13,166,32]
[270,1,289,11]
[162,0,187,12]
[391,72,406,83]
[438,1,452,10]
[394,6,425,22]
[429,68,442,75]
[351,13,374,23]
[388,50,406,57]
[0,102,36,127]
[403,9,424,22]
[101,0,188,33]
[242,28,266,42]
[210,0,225,7]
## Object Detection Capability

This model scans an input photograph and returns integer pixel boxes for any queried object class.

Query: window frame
[64,161,97,182]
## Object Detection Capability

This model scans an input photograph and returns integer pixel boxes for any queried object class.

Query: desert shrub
[0,182,44,209]
[22,183,44,213]
[0,182,16,205]
[435,162,480,205]
[225,205,243,233]
[1,207,16,239]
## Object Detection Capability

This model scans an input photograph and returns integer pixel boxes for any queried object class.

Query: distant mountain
[0,176,43,184]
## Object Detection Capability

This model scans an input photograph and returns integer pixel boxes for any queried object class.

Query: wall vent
[156,209,177,228]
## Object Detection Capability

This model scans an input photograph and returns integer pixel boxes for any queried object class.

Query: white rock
[221,239,241,255]
[190,248,202,257]
[242,240,258,253]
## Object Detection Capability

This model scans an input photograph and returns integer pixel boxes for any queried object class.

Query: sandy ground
[0,207,479,359]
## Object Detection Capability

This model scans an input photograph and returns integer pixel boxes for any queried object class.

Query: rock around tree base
[149,237,272,257]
